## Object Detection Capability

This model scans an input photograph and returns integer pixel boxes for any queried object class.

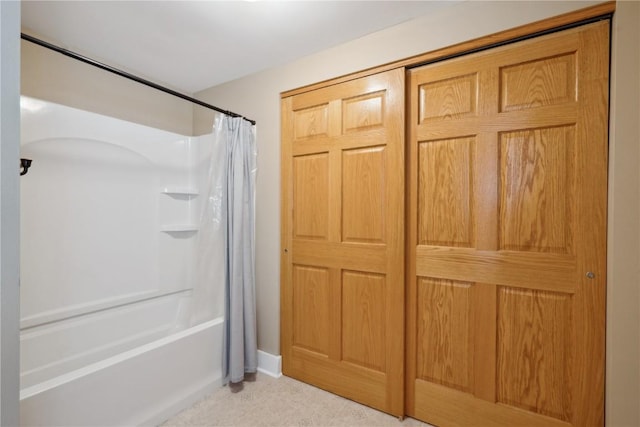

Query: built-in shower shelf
[161,187,199,196]
[160,225,199,233]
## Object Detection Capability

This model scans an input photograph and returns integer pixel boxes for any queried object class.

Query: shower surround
[19,96,225,426]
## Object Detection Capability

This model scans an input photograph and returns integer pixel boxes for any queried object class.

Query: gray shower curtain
[221,116,257,385]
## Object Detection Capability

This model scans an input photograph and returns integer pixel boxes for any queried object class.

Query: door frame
[281,2,615,99]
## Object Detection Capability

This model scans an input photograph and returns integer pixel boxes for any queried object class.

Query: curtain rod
[21,33,256,125]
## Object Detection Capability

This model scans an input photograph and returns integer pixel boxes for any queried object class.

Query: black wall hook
[20,158,32,176]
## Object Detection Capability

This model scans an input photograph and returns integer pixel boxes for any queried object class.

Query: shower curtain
[219,116,258,385]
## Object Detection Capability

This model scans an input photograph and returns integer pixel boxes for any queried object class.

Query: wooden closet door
[281,69,405,416]
[406,21,609,426]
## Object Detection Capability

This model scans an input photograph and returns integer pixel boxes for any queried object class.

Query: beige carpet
[162,373,433,427]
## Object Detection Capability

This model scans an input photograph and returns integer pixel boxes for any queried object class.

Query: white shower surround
[19,96,225,426]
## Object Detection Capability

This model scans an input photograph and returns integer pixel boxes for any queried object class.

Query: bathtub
[20,316,223,426]
[19,97,226,426]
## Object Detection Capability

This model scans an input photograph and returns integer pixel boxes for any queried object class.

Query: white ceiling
[21,1,458,94]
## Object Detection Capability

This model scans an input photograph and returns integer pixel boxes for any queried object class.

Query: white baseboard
[257,350,282,378]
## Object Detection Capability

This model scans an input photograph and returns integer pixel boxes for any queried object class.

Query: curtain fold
[193,117,226,327]
[221,116,258,385]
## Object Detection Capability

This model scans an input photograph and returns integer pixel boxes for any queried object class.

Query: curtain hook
[20,158,33,176]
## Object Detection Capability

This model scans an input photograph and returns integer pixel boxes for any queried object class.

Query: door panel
[416,277,473,393]
[281,69,405,416]
[341,270,386,371]
[499,126,576,253]
[342,146,386,243]
[293,153,329,240]
[418,137,475,247]
[496,287,572,421]
[407,21,608,426]
[292,265,330,355]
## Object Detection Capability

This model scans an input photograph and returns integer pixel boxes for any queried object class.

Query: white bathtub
[20,317,223,426]
[19,97,226,426]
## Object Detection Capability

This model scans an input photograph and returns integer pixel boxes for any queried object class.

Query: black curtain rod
[21,33,256,125]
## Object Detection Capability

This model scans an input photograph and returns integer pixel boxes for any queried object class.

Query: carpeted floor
[161,373,433,427]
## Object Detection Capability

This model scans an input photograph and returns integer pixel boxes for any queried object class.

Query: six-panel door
[406,21,609,426]
[281,68,405,416]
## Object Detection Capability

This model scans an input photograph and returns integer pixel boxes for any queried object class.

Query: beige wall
[21,35,195,136]
[197,1,639,425]
[608,1,640,425]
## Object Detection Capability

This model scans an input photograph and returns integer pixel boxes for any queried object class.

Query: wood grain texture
[473,283,497,402]
[294,104,329,139]
[342,146,386,243]
[570,21,609,427]
[416,277,472,392]
[341,271,386,371]
[497,287,572,421]
[328,149,341,243]
[413,380,572,427]
[474,132,499,251]
[290,345,387,410]
[343,91,385,132]
[292,265,331,355]
[293,153,329,239]
[292,240,386,273]
[281,97,295,373]
[418,137,474,247]
[407,21,608,426]
[500,126,575,253]
[500,53,576,112]
[419,74,477,122]
[415,247,577,294]
[415,105,578,142]
[282,68,405,416]
[290,129,390,157]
